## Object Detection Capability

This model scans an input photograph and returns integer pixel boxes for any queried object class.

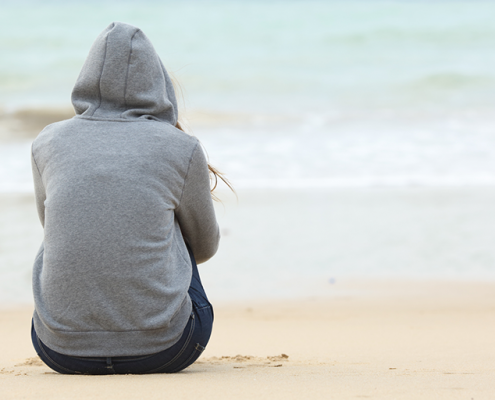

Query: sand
[1,281,494,399]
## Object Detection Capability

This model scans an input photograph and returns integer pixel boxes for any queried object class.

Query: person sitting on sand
[30,21,230,374]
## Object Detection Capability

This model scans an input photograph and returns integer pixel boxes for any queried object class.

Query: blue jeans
[31,246,213,374]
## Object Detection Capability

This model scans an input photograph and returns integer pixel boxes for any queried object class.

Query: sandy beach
[1,280,494,399]
[1,190,495,398]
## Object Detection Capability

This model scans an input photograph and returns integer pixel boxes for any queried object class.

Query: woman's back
[31,22,219,358]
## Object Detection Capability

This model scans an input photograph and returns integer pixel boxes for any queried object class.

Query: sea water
[1,1,495,301]
[2,0,495,189]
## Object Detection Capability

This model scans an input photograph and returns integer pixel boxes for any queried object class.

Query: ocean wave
[0,107,74,140]
[3,106,495,193]
[323,28,495,47]
[408,73,494,91]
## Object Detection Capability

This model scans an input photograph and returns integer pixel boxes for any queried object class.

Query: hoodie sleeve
[176,143,220,264]
[31,148,46,227]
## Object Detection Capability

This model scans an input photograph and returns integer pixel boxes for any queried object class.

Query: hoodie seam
[176,142,200,212]
[31,145,45,188]
[74,115,165,123]
[91,31,110,117]
[121,29,140,119]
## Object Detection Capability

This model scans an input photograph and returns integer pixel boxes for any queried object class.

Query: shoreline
[3,188,495,304]
[1,280,494,399]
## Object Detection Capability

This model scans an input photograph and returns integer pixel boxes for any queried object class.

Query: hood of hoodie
[71,22,178,124]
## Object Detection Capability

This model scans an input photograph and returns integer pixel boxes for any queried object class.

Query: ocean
[2,0,495,189]
[1,0,495,302]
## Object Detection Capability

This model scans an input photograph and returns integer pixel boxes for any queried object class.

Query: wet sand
[1,281,495,399]
[4,188,495,303]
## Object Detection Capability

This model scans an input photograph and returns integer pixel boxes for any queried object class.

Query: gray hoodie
[31,22,219,357]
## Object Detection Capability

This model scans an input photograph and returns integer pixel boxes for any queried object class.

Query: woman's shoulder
[32,118,74,152]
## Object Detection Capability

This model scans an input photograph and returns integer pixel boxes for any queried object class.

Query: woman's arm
[176,143,220,264]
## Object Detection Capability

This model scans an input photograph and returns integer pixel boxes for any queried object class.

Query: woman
[30,22,225,374]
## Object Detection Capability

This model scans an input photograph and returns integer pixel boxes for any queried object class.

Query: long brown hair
[175,120,235,202]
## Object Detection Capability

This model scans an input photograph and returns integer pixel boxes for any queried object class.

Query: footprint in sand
[14,357,44,367]
[203,354,289,368]
[0,368,15,375]
[0,358,44,376]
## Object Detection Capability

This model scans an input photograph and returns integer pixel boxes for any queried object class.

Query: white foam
[0,142,34,193]
[3,114,495,193]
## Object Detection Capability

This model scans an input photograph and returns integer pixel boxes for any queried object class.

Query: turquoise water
[2,1,495,190]
[1,0,495,113]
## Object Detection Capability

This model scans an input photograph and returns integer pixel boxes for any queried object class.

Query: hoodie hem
[73,115,171,124]
[32,295,192,357]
